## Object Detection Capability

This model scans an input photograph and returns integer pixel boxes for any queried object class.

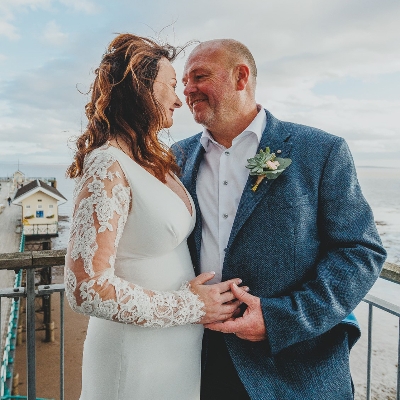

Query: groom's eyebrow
[182,68,199,83]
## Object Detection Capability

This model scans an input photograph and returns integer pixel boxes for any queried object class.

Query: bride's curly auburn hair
[67,33,183,182]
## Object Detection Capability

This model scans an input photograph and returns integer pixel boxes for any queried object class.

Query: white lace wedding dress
[65,144,205,400]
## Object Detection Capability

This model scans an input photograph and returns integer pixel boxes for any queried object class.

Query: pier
[0,180,20,361]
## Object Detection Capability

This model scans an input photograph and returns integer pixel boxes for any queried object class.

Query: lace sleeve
[65,149,205,327]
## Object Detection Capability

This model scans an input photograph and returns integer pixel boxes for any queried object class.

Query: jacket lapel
[180,140,205,271]
[226,110,292,252]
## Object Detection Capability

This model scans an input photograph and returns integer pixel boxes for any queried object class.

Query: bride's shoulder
[75,144,126,187]
[83,144,119,172]
[73,144,129,199]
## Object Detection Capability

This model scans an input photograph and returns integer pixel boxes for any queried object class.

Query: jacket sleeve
[260,137,386,355]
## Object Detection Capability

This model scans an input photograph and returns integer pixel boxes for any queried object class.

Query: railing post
[26,268,36,400]
[60,292,65,400]
[397,318,400,400]
[366,304,373,400]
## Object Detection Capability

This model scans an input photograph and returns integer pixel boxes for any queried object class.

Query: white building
[12,179,67,236]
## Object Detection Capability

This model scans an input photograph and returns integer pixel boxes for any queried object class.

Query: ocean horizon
[1,161,399,265]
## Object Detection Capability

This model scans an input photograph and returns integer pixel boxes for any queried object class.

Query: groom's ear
[235,64,250,91]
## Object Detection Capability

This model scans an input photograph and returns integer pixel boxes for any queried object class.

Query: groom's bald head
[188,39,257,90]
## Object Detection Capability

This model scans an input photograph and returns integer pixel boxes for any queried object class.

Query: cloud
[58,0,98,14]
[0,141,48,156]
[42,20,68,45]
[0,0,399,165]
[0,0,52,40]
[0,20,20,40]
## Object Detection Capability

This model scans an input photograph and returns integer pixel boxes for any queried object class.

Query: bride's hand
[189,273,245,324]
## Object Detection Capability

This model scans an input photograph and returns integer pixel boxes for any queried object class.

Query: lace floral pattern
[65,146,205,327]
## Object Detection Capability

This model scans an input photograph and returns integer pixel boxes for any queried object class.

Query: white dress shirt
[197,106,267,284]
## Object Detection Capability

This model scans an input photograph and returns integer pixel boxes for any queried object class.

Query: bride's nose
[175,95,182,108]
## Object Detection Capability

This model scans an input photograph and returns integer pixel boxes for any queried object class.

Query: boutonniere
[246,147,292,192]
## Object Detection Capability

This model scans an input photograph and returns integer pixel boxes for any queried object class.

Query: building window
[36,210,44,218]
[37,205,43,209]
[25,205,30,209]
[38,199,42,202]
[49,204,54,209]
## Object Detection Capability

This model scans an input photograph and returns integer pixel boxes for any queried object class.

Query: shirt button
[223,180,228,185]
[223,213,228,219]
[224,151,230,156]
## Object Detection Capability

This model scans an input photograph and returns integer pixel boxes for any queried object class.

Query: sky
[0,0,399,167]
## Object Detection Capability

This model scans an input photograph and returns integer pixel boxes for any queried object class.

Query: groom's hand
[205,283,267,341]
[190,273,244,324]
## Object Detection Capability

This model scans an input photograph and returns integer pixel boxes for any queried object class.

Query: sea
[0,162,399,302]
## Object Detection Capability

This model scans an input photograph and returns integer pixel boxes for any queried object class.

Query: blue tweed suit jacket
[172,109,386,399]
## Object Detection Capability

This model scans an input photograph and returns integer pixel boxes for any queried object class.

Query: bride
[65,33,243,400]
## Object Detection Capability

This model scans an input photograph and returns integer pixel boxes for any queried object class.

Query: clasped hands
[190,272,266,342]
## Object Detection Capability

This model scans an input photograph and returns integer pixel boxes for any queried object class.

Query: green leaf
[275,157,292,169]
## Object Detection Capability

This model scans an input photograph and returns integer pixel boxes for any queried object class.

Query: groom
[172,39,386,399]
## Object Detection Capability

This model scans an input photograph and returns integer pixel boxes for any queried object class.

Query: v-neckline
[107,144,194,218]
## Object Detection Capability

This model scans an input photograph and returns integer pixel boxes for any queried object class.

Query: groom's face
[182,46,237,131]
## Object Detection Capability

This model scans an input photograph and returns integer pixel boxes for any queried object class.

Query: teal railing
[1,236,23,399]
[1,235,54,400]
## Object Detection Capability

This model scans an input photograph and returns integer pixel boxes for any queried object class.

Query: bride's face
[153,58,182,128]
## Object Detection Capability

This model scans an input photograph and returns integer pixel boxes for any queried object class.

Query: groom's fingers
[214,278,243,294]
[230,283,256,305]
[219,286,249,304]
[205,318,244,333]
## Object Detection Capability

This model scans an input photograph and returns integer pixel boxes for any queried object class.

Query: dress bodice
[113,146,195,260]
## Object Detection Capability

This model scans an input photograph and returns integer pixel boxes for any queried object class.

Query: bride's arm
[65,150,205,328]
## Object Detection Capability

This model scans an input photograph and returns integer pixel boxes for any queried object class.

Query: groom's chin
[193,111,211,127]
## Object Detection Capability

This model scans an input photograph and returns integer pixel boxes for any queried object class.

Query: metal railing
[363,261,400,400]
[0,250,65,400]
[0,251,399,400]
[22,224,58,236]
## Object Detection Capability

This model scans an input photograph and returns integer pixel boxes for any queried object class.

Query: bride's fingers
[221,300,241,315]
[191,271,216,286]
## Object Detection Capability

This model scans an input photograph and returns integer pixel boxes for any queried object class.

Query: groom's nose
[183,79,196,97]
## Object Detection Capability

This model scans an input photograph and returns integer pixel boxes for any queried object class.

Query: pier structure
[0,179,20,359]
[1,173,67,399]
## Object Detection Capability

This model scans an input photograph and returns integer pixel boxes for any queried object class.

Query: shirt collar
[200,105,266,151]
